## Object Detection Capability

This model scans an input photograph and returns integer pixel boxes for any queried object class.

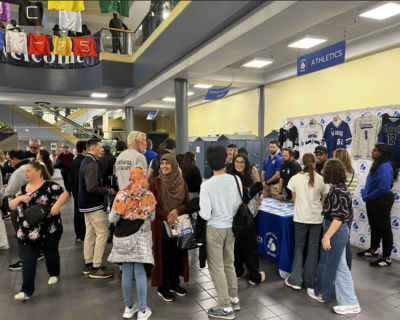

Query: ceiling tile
[313,24,347,37]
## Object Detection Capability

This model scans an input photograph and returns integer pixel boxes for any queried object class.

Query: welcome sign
[297,41,346,76]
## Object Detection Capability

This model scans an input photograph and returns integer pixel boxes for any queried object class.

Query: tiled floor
[1,180,400,320]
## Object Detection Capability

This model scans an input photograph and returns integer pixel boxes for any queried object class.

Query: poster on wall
[59,141,66,150]
[51,142,57,151]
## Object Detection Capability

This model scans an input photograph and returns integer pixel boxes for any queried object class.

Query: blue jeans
[314,220,358,305]
[122,262,147,312]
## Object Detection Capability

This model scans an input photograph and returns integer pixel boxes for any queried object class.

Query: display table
[254,198,295,278]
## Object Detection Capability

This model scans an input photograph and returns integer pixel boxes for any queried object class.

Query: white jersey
[303,123,324,153]
[6,31,28,54]
[352,115,381,158]
[59,10,82,33]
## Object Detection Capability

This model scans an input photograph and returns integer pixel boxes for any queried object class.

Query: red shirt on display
[73,37,98,57]
[28,34,51,56]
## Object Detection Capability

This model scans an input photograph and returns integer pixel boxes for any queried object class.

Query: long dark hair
[39,150,54,177]
[370,143,398,183]
[181,151,196,180]
[28,161,51,181]
[232,153,252,187]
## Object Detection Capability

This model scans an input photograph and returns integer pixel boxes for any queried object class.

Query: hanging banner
[205,82,233,100]
[297,40,346,76]
[0,31,102,69]
[147,110,158,120]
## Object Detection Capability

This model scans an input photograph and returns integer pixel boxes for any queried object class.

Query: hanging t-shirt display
[48,1,84,12]
[73,37,98,57]
[0,2,10,22]
[352,115,381,158]
[28,33,50,56]
[378,113,400,168]
[99,0,129,17]
[323,120,352,158]
[59,10,82,33]
[279,124,299,159]
[6,30,27,54]
[52,35,72,56]
[303,122,324,153]
[18,1,43,26]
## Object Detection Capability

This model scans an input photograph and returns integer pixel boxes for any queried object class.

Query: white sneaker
[333,305,361,314]
[48,277,59,285]
[307,288,326,303]
[137,307,152,320]
[14,292,30,301]
[123,302,138,319]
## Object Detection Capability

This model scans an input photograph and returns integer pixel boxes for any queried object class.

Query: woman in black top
[229,153,264,285]
[9,162,69,301]
[181,152,202,199]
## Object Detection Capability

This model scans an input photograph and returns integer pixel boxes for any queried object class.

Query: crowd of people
[0,133,397,319]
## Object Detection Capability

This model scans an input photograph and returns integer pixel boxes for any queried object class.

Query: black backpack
[232,175,253,239]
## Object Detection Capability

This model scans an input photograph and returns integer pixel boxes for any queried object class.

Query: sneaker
[82,265,93,275]
[9,261,22,271]
[75,238,84,243]
[157,287,175,302]
[171,286,187,296]
[123,302,138,319]
[2,214,10,221]
[48,277,58,285]
[0,244,10,250]
[370,257,391,268]
[137,307,152,320]
[284,278,301,290]
[14,292,30,301]
[88,266,114,279]
[333,305,361,315]
[249,271,266,286]
[230,297,240,311]
[37,253,44,261]
[207,307,235,319]
[307,288,326,303]
[357,249,378,257]
[237,269,248,280]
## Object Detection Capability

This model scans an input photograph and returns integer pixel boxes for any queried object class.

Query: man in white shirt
[199,145,242,319]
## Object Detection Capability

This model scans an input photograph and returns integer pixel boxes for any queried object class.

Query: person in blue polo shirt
[262,140,282,199]
[144,139,158,167]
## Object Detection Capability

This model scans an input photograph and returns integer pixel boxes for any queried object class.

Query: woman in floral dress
[9,161,69,301]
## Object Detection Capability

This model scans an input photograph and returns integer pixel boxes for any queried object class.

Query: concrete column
[174,78,189,153]
[258,85,265,162]
[125,106,134,135]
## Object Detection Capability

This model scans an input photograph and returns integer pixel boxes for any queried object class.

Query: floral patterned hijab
[112,166,157,220]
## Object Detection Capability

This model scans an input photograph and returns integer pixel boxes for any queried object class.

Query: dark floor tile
[250,306,277,319]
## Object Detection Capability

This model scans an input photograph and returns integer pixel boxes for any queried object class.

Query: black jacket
[70,154,85,195]
[99,152,116,186]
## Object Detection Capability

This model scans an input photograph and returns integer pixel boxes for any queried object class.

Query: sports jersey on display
[6,30,27,54]
[99,0,129,17]
[0,29,4,50]
[28,33,50,56]
[59,10,82,33]
[0,2,10,22]
[52,36,72,56]
[323,120,352,158]
[73,37,98,57]
[48,1,84,12]
[279,125,299,159]
[352,115,381,158]
[303,122,324,153]
[18,1,43,26]
[378,113,400,168]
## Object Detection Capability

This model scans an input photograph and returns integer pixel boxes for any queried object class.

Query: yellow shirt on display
[48,1,85,12]
[53,36,72,56]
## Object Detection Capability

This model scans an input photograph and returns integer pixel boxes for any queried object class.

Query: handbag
[23,204,50,227]
[232,176,253,238]
[177,216,198,251]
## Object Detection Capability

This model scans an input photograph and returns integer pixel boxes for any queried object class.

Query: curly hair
[323,159,347,185]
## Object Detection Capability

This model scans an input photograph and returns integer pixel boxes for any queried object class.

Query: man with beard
[261,140,282,199]
[278,148,301,202]
[314,146,328,175]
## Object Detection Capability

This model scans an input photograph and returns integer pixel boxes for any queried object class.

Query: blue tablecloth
[254,198,295,274]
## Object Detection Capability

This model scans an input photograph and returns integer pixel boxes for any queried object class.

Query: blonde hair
[301,153,316,188]
[127,131,146,147]
[333,149,354,174]
[0,150,5,163]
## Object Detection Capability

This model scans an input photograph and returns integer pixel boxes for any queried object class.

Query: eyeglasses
[29,146,39,150]
[235,161,245,165]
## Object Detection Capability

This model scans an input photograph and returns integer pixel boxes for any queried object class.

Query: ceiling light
[242,58,274,68]
[117,109,123,112]
[91,92,108,98]
[188,92,194,96]
[359,2,400,20]
[194,84,213,89]
[162,97,175,102]
[25,128,29,132]
[288,36,328,49]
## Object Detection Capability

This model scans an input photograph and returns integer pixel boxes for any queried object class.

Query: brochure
[163,214,194,238]
[247,193,261,217]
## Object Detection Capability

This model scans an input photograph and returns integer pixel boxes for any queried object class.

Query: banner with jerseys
[287,105,400,260]
[0,31,101,69]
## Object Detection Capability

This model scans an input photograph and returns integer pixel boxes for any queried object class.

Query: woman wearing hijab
[108,166,156,320]
[149,153,190,302]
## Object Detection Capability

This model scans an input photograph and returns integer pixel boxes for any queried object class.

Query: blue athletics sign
[205,82,233,100]
[297,40,346,76]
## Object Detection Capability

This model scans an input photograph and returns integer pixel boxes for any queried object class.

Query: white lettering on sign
[311,50,343,66]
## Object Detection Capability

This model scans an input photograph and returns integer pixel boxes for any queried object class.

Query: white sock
[230,297,239,303]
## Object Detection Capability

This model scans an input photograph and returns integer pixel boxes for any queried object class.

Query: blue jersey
[323,121,352,158]
[378,113,400,168]
[0,29,3,51]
